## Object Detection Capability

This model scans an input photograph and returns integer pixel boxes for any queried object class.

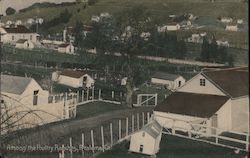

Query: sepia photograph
[0,0,249,157]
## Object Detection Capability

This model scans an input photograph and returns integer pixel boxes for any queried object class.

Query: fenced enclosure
[162,118,249,152]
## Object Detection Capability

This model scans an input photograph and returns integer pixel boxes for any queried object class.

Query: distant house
[187,33,203,43]
[237,19,243,24]
[100,12,111,18]
[157,25,167,32]
[27,18,35,25]
[154,67,249,134]
[52,70,95,88]
[15,20,22,25]
[58,43,75,54]
[121,77,127,86]
[166,23,181,31]
[15,39,35,49]
[225,24,238,31]
[6,20,13,25]
[0,25,39,44]
[140,32,151,40]
[91,15,100,22]
[220,17,233,23]
[0,75,75,133]
[151,72,185,90]
[83,25,93,36]
[129,120,162,156]
[216,40,229,47]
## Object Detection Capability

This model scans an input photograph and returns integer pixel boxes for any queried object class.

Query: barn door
[211,114,218,135]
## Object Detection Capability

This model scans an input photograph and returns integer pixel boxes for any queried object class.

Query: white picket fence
[162,118,249,152]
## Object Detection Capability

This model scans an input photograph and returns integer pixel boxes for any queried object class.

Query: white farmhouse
[154,67,249,134]
[157,25,167,33]
[151,72,186,90]
[166,23,180,31]
[52,70,95,88]
[0,75,74,133]
[225,24,238,31]
[58,43,75,54]
[91,15,100,22]
[220,17,233,23]
[15,39,35,49]
[216,40,229,47]
[129,120,162,156]
[0,25,39,44]
[237,19,243,24]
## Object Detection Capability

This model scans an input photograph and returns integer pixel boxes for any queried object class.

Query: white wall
[177,74,226,96]
[58,75,81,88]
[231,96,249,133]
[79,74,95,88]
[1,33,38,44]
[15,40,34,49]
[129,131,156,155]
[58,45,75,54]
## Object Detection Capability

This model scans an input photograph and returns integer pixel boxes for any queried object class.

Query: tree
[201,36,210,61]
[5,7,16,15]
[73,21,84,50]
[209,36,218,61]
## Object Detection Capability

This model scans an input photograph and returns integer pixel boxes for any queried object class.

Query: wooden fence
[58,111,153,158]
[162,119,249,152]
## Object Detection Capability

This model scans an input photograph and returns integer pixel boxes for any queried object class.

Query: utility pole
[0,13,3,156]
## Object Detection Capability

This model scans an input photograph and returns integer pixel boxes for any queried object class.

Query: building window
[200,79,206,86]
[12,36,14,41]
[178,81,181,87]
[33,90,39,105]
[139,145,143,153]
[30,35,32,40]
[142,132,145,137]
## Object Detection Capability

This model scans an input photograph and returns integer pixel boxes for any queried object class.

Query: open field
[98,134,248,158]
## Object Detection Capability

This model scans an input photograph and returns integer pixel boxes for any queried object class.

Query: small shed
[151,72,185,90]
[58,43,75,54]
[15,39,34,49]
[129,120,162,156]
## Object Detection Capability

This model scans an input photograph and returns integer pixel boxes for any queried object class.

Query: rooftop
[4,25,36,34]
[61,70,86,78]
[152,72,182,81]
[154,92,229,118]
[1,75,32,95]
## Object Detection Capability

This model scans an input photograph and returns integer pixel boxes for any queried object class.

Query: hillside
[2,0,248,24]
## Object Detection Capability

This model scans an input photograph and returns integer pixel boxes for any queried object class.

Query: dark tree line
[200,36,234,66]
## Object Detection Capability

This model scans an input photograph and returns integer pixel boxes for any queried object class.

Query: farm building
[154,67,249,135]
[57,43,75,54]
[0,75,75,133]
[151,72,185,90]
[0,25,39,44]
[52,70,95,88]
[15,39,35,49]
[220,17,233,23]
[166,23,181,31]
[129,120,162,156]
[225,24,238,31]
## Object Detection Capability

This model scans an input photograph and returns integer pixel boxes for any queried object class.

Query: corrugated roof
[202,68,249,98]
[152,72,181,81]
[154,92,229,118]
[4,25,35,34]
[1,75,32,95]
[142,120,162,138]
[61,70,86,78]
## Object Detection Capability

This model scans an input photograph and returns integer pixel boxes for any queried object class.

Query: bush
[6,7,16,15]
[88,0,98,5]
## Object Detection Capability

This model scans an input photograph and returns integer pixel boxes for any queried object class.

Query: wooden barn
[154,67,249,134]
[129,120,162,156]
[151,72,185,90]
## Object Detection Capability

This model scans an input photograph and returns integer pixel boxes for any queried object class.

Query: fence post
[142,112,145,126]
[147,112,150,123]
[92,86,95,100]
[246,135,249,151]
[69,137,73,158]
[82,90,84,102]
[98,89,101,100]
[188,129,191,138]
[119,120,121,140]
[155,94,158,106]
[126,117,128,136]
[81,133,85,157]
[172,120,176,135]
[91,129,95,154]
[110,123,113,146]
[137,94,140,106]
[101,126,105,152]
[137,113,140,130]
[86,88,89,101]
[132,115,134,132]
[62,144,65,158]
[112,91,114,100]
[77,91,79,103]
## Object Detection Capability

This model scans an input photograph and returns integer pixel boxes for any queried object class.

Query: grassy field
[98,134,248,158]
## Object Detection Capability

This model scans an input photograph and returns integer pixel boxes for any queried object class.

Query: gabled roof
[61,70,86,78]
[16,39,28,44]
[202,67,249,98]
[58,43,70,48]
[1,75,32,95]
[142,120,162,138]
[4,25,35,34]
[152,72,182,81]
[154,92,229,118]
